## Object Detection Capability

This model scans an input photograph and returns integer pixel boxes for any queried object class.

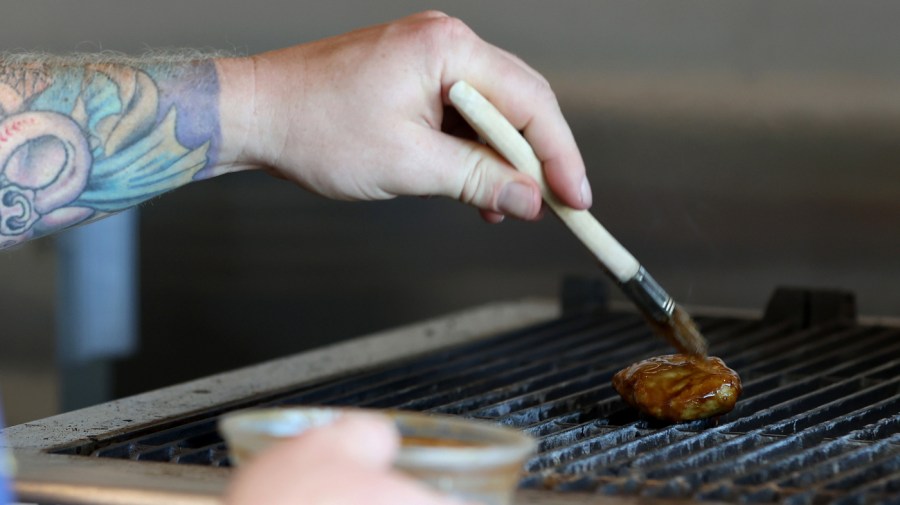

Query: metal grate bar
[524,332,900,478]
[51,299,900,503]
[280,314,620,407]
[832,471,900,505]
[738,429,899,488]
[438,317,761,421]
[722,325,883,378]
[477,324,878,449]
[364,318,648,411]
[640,386,900,486]
[511,325,900,502]
[425,317,756,417]
[782,432,900,490]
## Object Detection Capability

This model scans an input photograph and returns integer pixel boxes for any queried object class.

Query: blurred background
[1,0,898,425]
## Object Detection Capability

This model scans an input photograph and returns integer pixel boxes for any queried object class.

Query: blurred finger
[308,412,400,469]
[438,28,591,210]
[225,411,469,505]
[479,209,505,224]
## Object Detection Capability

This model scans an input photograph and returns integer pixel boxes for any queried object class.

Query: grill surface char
[54,288,900,504]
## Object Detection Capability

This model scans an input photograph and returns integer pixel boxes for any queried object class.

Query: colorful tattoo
[0,57,219,247]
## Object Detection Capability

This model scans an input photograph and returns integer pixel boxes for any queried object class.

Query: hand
[217,11,590,223]
[224,412,465,505]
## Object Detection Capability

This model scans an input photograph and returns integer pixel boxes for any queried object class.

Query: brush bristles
[670,306,709,356]
[642,305,709,356]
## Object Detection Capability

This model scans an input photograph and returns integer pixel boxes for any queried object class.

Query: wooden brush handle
[448,81,640,283]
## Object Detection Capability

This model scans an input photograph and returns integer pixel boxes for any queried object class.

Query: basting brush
[449,81,708,356]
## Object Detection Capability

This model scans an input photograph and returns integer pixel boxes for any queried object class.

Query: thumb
[328,412,400,468]
[223,411,401,505]
[300,411,400,469]
[407,129,543,220]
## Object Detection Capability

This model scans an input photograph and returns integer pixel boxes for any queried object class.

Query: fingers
[404,128,542,220]
[241,10,590,223]
[434,19,592,210]
[225,412,461,505]
[479,209,506,224]
[301,412,401,468]
[224,412,397,505]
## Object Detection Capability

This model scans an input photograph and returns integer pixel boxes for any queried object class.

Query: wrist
[214,55,264,174]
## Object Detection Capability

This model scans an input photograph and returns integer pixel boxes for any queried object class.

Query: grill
[45,284,900,504]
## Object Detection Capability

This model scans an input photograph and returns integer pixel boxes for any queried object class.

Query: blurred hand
[224,412,465,505]
[218,10,590,223]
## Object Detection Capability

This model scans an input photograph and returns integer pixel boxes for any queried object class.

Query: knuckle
[402,14,478,67]
[532,75,555,102]
[414,9,450,20]
[458,148,491,205]
[421,15,475,45]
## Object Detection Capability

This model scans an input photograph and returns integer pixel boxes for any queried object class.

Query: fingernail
[580,177,593,207]
[497,182,536,219]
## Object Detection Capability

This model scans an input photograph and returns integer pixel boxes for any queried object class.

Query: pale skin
[0,10,589,504]
[224,412,466,505]
[218,11,590,221]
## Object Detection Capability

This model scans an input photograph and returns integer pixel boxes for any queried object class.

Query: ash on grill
[56,285,900,504]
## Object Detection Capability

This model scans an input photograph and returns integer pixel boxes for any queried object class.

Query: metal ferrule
[620,266,675,323]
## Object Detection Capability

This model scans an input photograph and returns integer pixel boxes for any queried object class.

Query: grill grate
[54,288,900,503]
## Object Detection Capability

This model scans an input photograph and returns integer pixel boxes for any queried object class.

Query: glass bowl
[218,407,536,505]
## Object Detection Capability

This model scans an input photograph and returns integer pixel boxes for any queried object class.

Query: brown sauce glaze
[612,354,742,422]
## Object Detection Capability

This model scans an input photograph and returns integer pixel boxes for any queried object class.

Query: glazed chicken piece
[612,354,742,422]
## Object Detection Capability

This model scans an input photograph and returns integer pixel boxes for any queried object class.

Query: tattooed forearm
[0,52,224,248]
